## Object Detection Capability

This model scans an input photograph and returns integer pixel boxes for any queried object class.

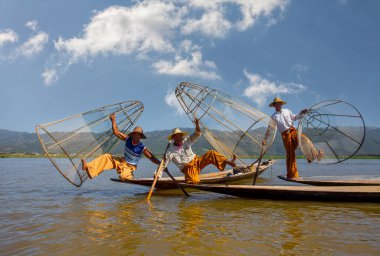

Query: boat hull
[186,184,380,202]
[278,175,380,186]
[111,159,276,189]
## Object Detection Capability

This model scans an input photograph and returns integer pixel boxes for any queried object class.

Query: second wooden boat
[278,175,380,186]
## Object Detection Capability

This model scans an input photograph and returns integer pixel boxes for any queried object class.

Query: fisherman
[163,118,237,184]
[81,113,161,181]
[262,97,323,179]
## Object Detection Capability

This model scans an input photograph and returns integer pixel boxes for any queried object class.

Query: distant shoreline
[1,153,379,159]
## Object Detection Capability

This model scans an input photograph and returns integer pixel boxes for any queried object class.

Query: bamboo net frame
[35,101,144,187]
[297,100,365,164]
[175,82,277,167]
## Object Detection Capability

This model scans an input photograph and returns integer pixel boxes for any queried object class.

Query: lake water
[1,158,379,255]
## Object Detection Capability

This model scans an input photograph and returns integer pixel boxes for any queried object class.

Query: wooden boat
[278,175,380,186]
[185,183,380,202]
[110,159,276,189]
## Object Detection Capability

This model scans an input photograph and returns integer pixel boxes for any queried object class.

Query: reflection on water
[0,158,380,255]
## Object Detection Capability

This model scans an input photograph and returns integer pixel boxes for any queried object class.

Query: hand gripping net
[35,101,144,187]
[175,82,277,168]
[298,100,365,164]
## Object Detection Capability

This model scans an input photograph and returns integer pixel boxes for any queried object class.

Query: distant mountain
[0,129,41,154]
[0,127,379,156]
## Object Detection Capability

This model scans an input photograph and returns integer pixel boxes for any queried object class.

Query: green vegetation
[0,153,46,158]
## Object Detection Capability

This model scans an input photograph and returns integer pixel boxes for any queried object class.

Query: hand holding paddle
[146,141,171,201]
[146,140,190,201]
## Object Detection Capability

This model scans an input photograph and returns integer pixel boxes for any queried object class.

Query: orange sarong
[182,150,228,184]
[281,127,299,179]
[86,153,137,181]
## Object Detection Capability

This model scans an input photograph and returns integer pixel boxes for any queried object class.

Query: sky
[0,0,379,133]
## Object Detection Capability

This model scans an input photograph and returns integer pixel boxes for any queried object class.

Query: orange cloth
[86,153,137,181]
[182,150,227,184]
[281,127,299,179]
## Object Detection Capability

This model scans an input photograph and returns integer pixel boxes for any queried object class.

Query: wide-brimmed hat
[269,97,287,107]
[167,128,189,140]
[128,126,147,139]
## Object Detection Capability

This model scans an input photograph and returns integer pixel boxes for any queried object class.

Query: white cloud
[184,0,288,36]
[48,0,289,84]
[16,32,48,57]
[243,69,306,108]
[235,0,289,30]
[181,9,232,38]
[0,29,18,47]
[153,51,221,80]
[165,90,184,114]
[55,3,182,60]
[25,20,38,31]
[42,68,58,85]
[290,63,309,79]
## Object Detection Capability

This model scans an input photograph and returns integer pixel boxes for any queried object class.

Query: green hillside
[0,127,379,156]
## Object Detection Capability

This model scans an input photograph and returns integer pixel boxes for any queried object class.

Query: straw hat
[128,126,147,139]
[269,97,287,107]
[167,128,189,140]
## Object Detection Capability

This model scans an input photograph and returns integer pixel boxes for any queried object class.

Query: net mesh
[175,82,277,167]
[298,100,365,164]
[35,101,144,187]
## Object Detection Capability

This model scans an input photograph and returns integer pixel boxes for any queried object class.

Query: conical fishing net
[175,82,277,167]
[297,100,365,164]
[35,101,144,187]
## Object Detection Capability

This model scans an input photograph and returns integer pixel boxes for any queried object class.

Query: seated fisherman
[81,113,160,181]
[163,118,237,184]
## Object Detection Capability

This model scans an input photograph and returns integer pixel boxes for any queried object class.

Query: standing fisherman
[81,113,161,181]
[262,97,322,178]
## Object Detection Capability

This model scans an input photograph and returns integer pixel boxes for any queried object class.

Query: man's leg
[198,150,236,171]
[182,157,201,184]
[81,153,116,179]
[282,130,299,179]
[117,160,137,181]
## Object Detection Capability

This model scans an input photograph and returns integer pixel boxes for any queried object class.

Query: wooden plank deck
[186,184,380,202]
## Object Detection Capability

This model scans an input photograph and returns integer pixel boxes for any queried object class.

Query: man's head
[128,126,146,142]
[168,128,188,145]
[269,97,286,111]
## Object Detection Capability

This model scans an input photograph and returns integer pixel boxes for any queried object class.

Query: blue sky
[0,0,379,133]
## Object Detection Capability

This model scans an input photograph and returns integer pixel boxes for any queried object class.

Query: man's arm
[110,113,128,141]
[188,118,202,143]
[143,148,161,165]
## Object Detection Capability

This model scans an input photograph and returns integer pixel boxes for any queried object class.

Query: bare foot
[227,154,237,168]
[81,158,92,179]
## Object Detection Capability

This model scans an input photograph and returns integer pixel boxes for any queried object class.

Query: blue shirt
[124,137,146,165]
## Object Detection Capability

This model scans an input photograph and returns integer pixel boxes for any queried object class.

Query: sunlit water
[1,158,379,255]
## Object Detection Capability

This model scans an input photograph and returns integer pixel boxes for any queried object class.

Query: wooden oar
[163,167,190,197]
[146,141,171,201]
[252,148,265,185]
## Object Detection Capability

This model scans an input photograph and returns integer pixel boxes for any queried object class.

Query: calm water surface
[1,158,379,255]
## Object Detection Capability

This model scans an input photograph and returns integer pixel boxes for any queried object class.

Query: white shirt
[271,108,300,133]
[165,131,202,170]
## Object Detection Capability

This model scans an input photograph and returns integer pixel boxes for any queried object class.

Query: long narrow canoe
[186,184,380,202]
[111,159,276,189]
[278,175,380,186]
